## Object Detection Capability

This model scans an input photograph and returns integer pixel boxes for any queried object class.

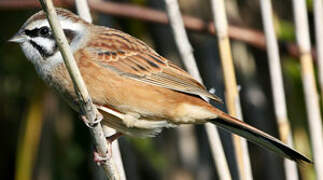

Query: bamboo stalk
[292,0,323,179]
[210,0,253,179]
[75,0,92,23]
[313,0,323,102]
[38,0,120,179]
[164,0,231,179]
[75,1,126,179]
[259,1,298,180]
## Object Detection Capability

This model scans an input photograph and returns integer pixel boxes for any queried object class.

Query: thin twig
[259,1,298,180]
[292,0,323,179]
[75,0,126,179]
[164,0,231,179]
[210,1,253,180]
[38,0,120,179]
[313,0,323,102]
[0,0,315,59]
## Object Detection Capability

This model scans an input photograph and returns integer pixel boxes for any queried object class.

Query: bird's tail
[209,107,312,164]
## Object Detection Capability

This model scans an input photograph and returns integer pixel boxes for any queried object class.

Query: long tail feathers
[209,108,312,164]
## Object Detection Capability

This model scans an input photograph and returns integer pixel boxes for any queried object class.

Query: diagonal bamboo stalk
[164,0,231,179]
[292,0,323,179]
[38,0,120,179]
[210,0,253,179]
[75,1,126,179]
[313,0,323,102]
[259,1,298,180]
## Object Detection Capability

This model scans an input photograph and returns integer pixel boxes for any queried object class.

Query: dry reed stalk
[259,1,298,180]
[292,0,323,179]
[164,0,231,179]
[313,0,323,102]
[211,0,253,179]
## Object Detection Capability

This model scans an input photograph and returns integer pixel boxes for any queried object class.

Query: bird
[9,8,311,164]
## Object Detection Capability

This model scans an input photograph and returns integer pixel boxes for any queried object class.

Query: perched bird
[9,8,311,163]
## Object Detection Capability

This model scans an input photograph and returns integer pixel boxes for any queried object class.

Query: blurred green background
[0,0,320,179]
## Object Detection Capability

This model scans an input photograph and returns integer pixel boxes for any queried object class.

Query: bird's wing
[84,27,222,103]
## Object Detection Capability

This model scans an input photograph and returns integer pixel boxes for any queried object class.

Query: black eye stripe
[25,27,53,39]
[25,29,39,37]
[25,28,76,43]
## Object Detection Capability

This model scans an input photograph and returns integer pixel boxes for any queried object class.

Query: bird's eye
[39,27,50,37]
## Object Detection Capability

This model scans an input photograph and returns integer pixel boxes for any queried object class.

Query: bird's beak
[8,32,26,43]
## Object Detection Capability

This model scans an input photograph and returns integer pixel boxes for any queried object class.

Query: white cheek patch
[33,37,56,53]
[21,41,42,63]
[20,41,63,77]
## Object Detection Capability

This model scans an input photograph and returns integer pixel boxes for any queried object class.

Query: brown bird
[9,8,311,163]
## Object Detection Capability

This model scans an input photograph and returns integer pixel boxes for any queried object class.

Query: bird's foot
[93,132,122,166]
[81,112,103,128]
[93,151,110,166]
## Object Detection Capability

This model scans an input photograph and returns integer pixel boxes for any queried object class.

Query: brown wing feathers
[87,27,222,103]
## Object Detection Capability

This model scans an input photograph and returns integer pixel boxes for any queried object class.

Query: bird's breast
[47,59,217,123]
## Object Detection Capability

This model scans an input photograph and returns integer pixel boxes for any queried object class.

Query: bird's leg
[93,132,123,166]
[80,112,103,128]
[105,132,123,160]
[106,132,123,143]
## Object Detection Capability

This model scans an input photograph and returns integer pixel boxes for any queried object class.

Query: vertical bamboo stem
[164,0,231,179]
[210,0,253,180]
[314,0,323,101]
[75,0,92,23]
[75,1,126,179]
[259,1,298,180]
[292,0,323,179]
